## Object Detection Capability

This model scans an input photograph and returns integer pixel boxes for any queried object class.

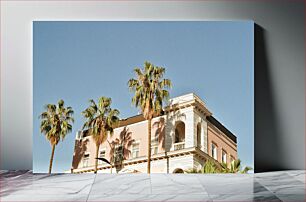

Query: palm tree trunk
[94,144,99,174]
[147,118,152,174]
[48,144,56,174]
[166,152,169,174]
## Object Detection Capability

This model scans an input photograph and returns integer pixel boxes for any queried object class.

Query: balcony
[173,142,185,151]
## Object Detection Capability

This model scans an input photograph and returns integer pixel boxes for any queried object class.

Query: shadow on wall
[108,127,135,173]
[255,24,283,172]
[164,105,186,153]
[72,138,89,169]
[153,117,165,149]
[155,103,186,173]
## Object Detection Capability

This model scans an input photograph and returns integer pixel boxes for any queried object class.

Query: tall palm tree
[39,99,74,174]
[128,61,171,173]
[82,97,120,174]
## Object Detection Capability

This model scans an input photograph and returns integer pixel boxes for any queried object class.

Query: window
[151,137,158,155]
[211,143,217,160]
[222,150,227,163]
[151,146,158,155]
[132,143,139,158]
[82,153,90,168]
[98,149,106,165]
[153,131,159,143]
[174,121,185,150]
[114,145,123,163]
[174,121,185,143]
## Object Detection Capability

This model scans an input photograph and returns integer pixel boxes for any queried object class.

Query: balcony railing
[173,142,185,151]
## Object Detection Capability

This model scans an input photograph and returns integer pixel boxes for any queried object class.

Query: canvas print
[33,21,254,174]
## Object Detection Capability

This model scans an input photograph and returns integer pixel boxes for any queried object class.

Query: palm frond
[128,62,172,119]
[241,166,253,174]
[185,168,201,173]
[81,97,120,147]
[39,100,74,146]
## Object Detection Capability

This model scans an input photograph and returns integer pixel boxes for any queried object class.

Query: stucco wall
[73,115,166,169]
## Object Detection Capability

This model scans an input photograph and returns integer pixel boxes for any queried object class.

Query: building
[71,93,237,173]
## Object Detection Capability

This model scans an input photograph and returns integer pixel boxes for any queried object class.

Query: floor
[1,170,305,201]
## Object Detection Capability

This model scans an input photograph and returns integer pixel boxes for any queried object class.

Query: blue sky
[33,21,254,173]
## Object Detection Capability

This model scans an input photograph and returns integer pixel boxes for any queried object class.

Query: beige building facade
[71,93,237,173]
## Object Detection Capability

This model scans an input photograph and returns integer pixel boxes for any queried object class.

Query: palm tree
[219,159,252,173]
[128,61,171,173]
[185,168,201,173]
[39,99,74,174]
[202,159,219,173]
[185,160,219,174]
[186,159,252,174]
[82,97,120,174]
[227,159,252,173]
[220,162,229,173]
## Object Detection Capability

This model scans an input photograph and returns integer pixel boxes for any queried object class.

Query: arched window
[174,121,185,143]
[211,143,218,160]
[222,150,227,163]
[197,123,201,148]
[173,168,184,173]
